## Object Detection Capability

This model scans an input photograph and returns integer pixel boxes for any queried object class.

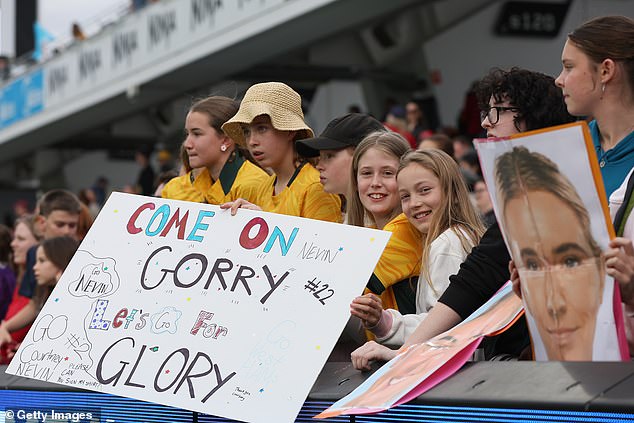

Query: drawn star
[104,267,108,271]
[370,237,375,242]
[186,266,190,270]
[114,210,118,213]
[64,357,69,361]
[259,388,264,393]
[54,298,59,302]
[338,247,343,251]
[165,369,170,374]
[315,346,321,350]
[186,297,191,302]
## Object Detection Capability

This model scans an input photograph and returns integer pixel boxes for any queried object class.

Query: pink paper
[395,338,482,406]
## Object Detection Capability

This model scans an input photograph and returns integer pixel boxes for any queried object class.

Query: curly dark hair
[475,67,576,132]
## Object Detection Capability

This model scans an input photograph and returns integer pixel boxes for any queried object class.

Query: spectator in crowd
[555,15,634,198]
[452,135,474,161]
[0,55,10,81]
[296,113,386,221]
[0,225,15,321]
[76,203,94,241]
[1,236,79,360]
[383,105,416,149]
[13,199,29,220]
[474,178,496,228]
[458,150,482,192]
[3,216,40,348]
[92,176,109,207]
[457,149,482,191]
[31,237,79,310]
[406,101,431,142]
[131,0,158,11]
[71,22,86,41]
[458,81,484,139]
[121,185,137,194]
[132,0,148,11]
[78,188,100,218]
[418,133,454,158]
[154,170,178,197]
[347,132,420,316]
[221,82,341,222]
[458,150,481,179]
[157,149,174,173]
[135,145,156,196]
[7,199,31,228]
[0,190,81,349]
[162,96,267,204]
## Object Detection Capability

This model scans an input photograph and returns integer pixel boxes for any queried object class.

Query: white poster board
[6,192,391,423]
[475,122,624,361]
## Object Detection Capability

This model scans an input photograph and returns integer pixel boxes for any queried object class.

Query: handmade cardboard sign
[6,192,391,423]
[475,122,628,361]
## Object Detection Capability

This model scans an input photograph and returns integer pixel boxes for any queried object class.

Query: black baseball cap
[296,113,385,158]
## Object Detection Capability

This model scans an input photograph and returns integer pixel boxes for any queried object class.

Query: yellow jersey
[254,163,342,223]
[162,153,267,204]
[367,213,422,314]
[161,171,205,202]
[202,155,268,204]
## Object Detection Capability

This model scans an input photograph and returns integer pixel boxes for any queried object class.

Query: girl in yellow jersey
[161,96,267,204]
[221,82,341,222]
[347,131,420,315]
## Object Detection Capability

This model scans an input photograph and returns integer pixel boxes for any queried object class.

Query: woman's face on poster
[504,190,604,360]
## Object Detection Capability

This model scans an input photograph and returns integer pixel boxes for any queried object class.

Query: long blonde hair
[347,131,411,227]
[398,149,485,292]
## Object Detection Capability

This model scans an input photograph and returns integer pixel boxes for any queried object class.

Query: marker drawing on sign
[68,251,120,298]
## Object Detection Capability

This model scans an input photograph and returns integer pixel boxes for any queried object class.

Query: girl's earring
[601,83,606,99]
[221,145,227,152]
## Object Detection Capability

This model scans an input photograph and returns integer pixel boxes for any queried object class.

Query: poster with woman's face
[475,122,625,361]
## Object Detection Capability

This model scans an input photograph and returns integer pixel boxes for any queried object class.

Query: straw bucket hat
[222,82,314,146]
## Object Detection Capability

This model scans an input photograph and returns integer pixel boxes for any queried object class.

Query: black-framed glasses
[480,106,520,124]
